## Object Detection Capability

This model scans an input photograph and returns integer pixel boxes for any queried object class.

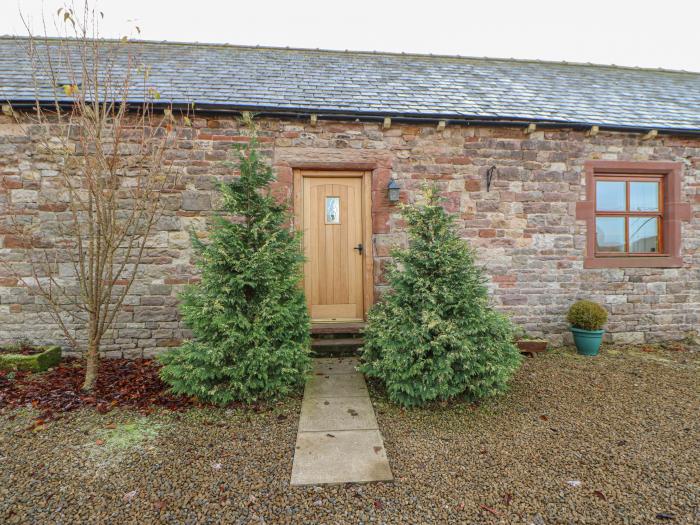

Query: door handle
[353,243,364,255]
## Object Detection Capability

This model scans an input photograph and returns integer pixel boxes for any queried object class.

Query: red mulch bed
[0,358,197,420]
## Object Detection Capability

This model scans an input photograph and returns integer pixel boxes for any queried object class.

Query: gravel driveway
[1,346,698,524]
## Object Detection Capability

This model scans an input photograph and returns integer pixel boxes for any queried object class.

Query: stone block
[133,307,178,323]
[149,284,173,296]
[10,189,38,203]
[610,331,645,344]
[181,191,211,211]
[157,215,182,231]
[140,296,165,306]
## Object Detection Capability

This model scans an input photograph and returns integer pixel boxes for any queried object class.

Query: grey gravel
[1,346,698,524]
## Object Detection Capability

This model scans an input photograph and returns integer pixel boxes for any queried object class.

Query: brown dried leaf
[479,504,500,516]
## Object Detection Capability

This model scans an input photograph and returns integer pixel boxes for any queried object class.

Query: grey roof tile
[1,37,699,130]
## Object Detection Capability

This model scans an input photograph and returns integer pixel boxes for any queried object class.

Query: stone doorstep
[290,429,393,486]
[304,372,369,398]
[312,357,360,375]
[298,396,378,432]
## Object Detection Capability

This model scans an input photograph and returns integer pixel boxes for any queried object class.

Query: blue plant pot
[571,327,604,356]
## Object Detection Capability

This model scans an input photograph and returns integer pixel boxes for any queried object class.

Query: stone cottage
[0,37,698,353]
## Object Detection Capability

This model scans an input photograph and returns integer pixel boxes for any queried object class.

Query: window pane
[596,181,626,211]
[325,196,340,224]
[629,217,659,253]
[596,217,625,252]
[630,182,659,212]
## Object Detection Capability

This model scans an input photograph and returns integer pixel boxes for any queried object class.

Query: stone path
[290,357,393,486]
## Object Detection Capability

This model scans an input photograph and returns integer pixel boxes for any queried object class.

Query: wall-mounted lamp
[387,179,400,203]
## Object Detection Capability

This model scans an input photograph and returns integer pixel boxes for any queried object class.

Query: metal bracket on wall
[486,165,497,192]
[524,123,537,134]
[641,129,658,141]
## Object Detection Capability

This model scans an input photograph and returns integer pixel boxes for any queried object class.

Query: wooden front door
[297,171,370,322]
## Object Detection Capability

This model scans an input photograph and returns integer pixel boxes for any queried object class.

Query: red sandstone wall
[1,115,698,354]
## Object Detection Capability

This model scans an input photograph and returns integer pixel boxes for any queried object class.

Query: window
[576,161,690,269]
[325,196,340,224]
[595,177,662,255]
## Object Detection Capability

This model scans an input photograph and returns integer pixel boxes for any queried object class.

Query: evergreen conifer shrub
[567,300,608,331]
[158,138,311,404]
[360,187,521,407]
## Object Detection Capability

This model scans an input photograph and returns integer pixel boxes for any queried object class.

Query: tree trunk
[82,339,99,391]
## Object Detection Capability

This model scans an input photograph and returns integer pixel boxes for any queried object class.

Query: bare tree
[2,2,185,390]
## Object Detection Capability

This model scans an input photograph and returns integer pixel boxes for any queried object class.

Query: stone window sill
[583,255,683,269]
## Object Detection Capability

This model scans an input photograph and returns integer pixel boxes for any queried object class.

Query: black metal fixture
[486,165,497,192]
[387,179,400,203]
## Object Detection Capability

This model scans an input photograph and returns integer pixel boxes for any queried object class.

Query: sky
[4,0,700,72]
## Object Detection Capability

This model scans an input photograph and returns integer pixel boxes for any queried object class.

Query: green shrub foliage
[158,139,311,405]
[360,187,521,407]
[567,300,608,331]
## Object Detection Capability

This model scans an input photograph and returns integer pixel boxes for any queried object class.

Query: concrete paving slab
[290,429,393,485]
[299,396,378,432]
[312,357,359,375]
[291,358,392,486]
[305,373,368,398]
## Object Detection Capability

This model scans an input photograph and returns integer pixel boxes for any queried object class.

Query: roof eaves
[4,96,700,134]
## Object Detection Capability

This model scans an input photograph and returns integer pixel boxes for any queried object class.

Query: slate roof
[1,36,700,131]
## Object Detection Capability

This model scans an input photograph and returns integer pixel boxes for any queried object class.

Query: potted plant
[567,300,608,356]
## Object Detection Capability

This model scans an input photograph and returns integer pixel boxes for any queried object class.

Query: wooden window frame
[576,161,690,269]
[594,175,664,256]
